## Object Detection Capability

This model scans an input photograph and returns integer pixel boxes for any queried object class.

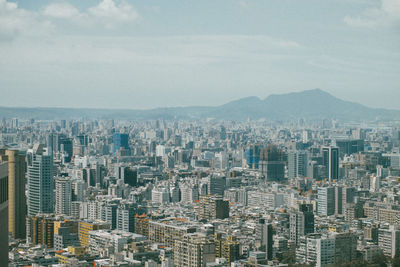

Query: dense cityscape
[1,117,400,266]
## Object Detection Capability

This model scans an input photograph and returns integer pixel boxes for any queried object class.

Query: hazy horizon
[0,0,399,110]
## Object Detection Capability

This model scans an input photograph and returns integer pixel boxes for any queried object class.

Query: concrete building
[196,195,229,221]
[174,233,215,267]
[55,177,72,216]
[317,186,335,216]
[27,144,54,216]
[0,149,26,239]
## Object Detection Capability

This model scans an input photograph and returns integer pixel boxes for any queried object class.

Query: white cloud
[0,0,140,41]
[89,0,139,26]
[0,0,54,40]
[344,0,400,28]
[42,2,81,19]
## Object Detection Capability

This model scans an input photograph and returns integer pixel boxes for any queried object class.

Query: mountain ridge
[0,89,398,121]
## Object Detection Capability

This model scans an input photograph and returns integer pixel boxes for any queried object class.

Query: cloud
[344,0,400,28]
[89,0,139,26]
[42,2,81,19]
[0,0,54,41]
[0,0,140,41]
[42,0,140,28]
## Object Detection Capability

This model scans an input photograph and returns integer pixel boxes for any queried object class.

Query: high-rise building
[113,133,129,155]
[117,202,136,233]
[317,186,335,216]
[0,149,26,239]
[55,177,72,216]
[174,233,216,267]
[322,146,339,183]
[290,204,314,245]
[196,195,229,221]
[215,234,240,265]
[257,218,273,260]
[26,214,55,247]
[246,144,262,169]
[288,151,309,179]
[0,160,8,267]
[378,225,400,258]
[259,145,285,182]
[60,138,73,163]
[27,144,54,216]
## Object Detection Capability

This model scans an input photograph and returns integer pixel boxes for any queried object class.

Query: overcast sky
[0,0,399,109]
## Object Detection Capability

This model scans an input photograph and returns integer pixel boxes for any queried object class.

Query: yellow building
[78,220,110,247]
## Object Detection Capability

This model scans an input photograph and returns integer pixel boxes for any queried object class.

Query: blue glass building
[113,133,129,155]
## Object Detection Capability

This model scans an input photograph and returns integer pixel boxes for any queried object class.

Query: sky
[0,0,399,110]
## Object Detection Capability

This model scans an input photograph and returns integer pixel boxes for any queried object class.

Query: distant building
[174,233,215,267]
[322,146,339,183]
[196,195,229,221]
[259,145,285,182]
[290,204,314,245]
[113,133,129,156]
[317,187,335,216]
[288,150,309,179]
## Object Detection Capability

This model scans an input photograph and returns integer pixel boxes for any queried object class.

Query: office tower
[27,144,54,216]
[60,119,66,129]
[26,214,55,247]
[0,160,8,267]
[335,186,343,215]
[246,144,261,169]
[288,151,308,179]
[174,233,216,267]
[257,218,273,260]
[100,201,119,230]
[259,145,285,182]
[116,166,137,187]
[336,139,364,157]
[334,232,358,265]
[215,234,240,265]
[113,133,129,155]
[317,186,335,216]
[117,202,136,233]
[60,137,73,163]
[0,149,26,239]
[196,195,229,221]
[322,146,339,183]
[78,220,110,247]
[378,225,400,258]
[55,177,72,216]
[208,176,225,196]
[290,204,314,245]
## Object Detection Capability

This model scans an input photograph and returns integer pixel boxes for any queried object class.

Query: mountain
[0,89,399,121]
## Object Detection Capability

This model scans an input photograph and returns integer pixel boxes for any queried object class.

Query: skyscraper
[257,218,273,260]
[322,146,339,183]
[27,144,54,216]
[259,145,285,182]
[0,160,8,267]
[55,177,72,216]
[113,133,129,155]
[0,150,27,239]
[317,186,335,216]
[288,151,309,179]
[290,204,314,245]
